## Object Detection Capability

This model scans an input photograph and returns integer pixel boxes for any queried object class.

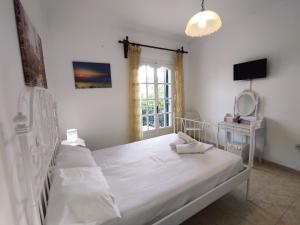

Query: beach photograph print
[73,61,112,89]
[14,0,48,88]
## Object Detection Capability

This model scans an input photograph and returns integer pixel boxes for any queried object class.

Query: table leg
[249,131,254,168]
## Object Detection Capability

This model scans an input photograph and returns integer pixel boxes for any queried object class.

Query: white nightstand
[61,138,86,147]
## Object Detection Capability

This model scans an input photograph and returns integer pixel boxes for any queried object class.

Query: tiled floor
[182,162,300,225]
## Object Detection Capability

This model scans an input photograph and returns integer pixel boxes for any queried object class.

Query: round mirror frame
[236,91,256,116]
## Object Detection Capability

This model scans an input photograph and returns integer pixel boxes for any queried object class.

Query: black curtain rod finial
[118,36,130,58]
[124,36,129,58]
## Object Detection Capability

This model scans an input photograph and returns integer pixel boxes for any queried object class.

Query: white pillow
[55,145,97,169]
[46,167,121,225]
[59,145,91,155]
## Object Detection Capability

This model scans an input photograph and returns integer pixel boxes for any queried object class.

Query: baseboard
[257,159,300,174]
[214,143,300,174]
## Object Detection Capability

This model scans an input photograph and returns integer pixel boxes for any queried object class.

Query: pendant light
[185,0,222,37]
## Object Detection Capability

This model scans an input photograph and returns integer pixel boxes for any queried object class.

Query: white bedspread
[92,134,244,225]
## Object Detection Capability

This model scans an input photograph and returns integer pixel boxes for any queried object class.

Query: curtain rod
[118,36,188,58]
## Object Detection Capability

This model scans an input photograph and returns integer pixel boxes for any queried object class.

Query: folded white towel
[176,142,213,154]
[177,132,196,144]
[169,137,186,150]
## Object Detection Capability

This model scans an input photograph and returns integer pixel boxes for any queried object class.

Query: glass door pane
[156,66,172,129]
[139,63,172,137]
[139,64,156,132]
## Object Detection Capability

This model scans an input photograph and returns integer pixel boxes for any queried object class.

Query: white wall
[188,0,300,171]
[45,0,190,150]
[0,0,50,224]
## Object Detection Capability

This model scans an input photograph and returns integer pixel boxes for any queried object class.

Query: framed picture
[72,61,112,89]
[14,0,47,88]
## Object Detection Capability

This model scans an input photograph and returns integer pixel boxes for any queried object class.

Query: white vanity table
[218,90,265,167]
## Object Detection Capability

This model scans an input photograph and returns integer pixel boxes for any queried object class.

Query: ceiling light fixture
[185,0,222,37]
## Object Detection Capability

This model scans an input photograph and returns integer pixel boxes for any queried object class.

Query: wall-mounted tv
[234,58,267,81]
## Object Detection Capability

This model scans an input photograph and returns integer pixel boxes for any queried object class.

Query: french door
[138,63,173,139]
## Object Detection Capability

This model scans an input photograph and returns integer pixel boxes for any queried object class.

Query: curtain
[128,45,142,142]
[173,52,184,130]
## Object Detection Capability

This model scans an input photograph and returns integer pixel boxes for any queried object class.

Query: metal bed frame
[13,87,254,225]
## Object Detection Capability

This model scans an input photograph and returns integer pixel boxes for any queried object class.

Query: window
[138,64,172,134]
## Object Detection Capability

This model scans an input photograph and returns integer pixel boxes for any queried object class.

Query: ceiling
[44,0,282,41]
[97,0,278,40]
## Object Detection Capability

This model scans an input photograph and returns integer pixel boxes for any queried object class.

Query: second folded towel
[177,131,196,144]
[169,137,186,150]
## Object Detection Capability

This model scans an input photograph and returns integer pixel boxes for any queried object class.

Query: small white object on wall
[61,138,86,147]
[66,129,78,142]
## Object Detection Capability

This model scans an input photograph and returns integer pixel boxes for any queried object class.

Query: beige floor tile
[181,163,300,225]
[276,173,300,196]
[276,197,300,225]
[249,173,300,216]
[241,203,278,225]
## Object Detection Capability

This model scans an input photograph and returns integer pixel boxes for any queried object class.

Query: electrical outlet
[295,145,300,151]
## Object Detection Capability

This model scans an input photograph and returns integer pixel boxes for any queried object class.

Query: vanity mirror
[235,90,259,120]
[236,91,256,116]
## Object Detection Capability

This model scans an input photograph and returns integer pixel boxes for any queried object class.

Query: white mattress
[92,134,244,225]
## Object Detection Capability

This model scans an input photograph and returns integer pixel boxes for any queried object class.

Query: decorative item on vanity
[218,90,265,166]
[14,0,48,88]
[233,114,241,124]
[185,0,222,37]
[72,61,112,88]
[224,113,233,123]
[62,129,86,147]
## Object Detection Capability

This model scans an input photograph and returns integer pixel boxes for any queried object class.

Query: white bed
[92,133,244,225]
[13,87,253,225]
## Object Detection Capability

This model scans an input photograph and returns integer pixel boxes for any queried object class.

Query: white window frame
[139,59,174,138]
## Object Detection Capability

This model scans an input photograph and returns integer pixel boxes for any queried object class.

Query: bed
[13,87,254,225]
[92,134,244,225]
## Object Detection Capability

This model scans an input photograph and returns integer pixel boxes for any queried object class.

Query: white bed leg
[246,178,250,200]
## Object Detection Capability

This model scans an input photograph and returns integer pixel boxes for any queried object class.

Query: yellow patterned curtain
[173,52,184,130]
[128,45,142,142]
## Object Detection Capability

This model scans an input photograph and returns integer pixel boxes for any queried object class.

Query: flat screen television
[234,58,267,81]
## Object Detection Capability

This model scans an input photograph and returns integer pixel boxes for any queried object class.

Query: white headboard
[14,87,60,225]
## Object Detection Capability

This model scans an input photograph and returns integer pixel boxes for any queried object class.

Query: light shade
[185,10,222,37]
[67,129,78,142]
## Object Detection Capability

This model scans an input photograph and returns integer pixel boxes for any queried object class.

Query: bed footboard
[173,115,219,146]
